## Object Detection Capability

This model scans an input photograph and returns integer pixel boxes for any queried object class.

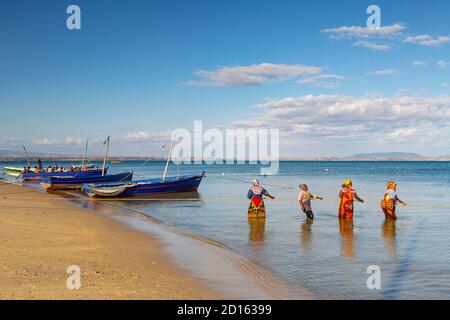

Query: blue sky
[1,0,450,157]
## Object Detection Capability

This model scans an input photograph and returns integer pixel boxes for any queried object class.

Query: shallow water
[3,160,450,299]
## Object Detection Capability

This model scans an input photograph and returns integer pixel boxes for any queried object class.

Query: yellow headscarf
[387,181,397,191]
[342,179,352,188]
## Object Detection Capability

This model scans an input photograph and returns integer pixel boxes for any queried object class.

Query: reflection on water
[382,219,397,258]
[248,218,266,245]
[85,198,98,210]
[107,191,203,208]
[300,219,313,254]
[339,219,355,257]
[75,191,204,210]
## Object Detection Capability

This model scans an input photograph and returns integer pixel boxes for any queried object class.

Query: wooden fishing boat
[22,168,107,182]
[40,171,133,191]
[3,146,32,177]
[3,164,96,177]
[3,166,24,177]
[82,172,205,198]
[82,134,205,198]
[20,136,112,182]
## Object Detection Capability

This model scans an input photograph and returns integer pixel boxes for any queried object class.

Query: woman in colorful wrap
[247,179,275,218]
[338,179,364,219]
[380,181,406,220]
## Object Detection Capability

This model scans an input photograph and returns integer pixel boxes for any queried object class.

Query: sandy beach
[0,180,220,299]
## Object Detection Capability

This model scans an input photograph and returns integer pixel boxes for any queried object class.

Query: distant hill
[0,149,87,162]
[0,150,18,157]
[350,152,425,159]
[0,149,66,157]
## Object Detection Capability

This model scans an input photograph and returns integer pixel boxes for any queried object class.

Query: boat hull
[82,172,205,198]
[40,171,133,191]
[3,167,23,177]
[22,168,107,182]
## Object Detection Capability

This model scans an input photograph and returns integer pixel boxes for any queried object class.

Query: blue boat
[22,168,107,182]
[82,172,205,198]
[40,171,133,191]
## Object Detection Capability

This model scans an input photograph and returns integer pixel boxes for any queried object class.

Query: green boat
[3,166,24,177]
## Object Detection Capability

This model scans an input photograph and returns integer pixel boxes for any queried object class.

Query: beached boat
[3,164,96,177]
[81,172,205,198]
[82,134,205,198]
[22,168,107,182]
[19,136,112,182]
[3,166,24,177]
[40,171,133,191]
[3,145,32,177]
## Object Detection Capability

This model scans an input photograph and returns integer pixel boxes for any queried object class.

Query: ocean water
[3,160,450,299]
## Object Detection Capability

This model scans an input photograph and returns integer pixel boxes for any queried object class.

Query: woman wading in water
[380,181,406,220]
[247,179,275,218]
[298,184,323,219]
[338,179,364,219]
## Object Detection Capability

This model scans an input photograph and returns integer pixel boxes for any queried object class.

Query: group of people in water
[247,178,406,220]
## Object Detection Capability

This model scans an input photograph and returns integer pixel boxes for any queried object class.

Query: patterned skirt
[248,197,266,218]
[338,198,354,219]
[381,198,397,220]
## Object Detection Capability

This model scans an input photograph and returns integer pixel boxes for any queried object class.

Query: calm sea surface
[3,160,450,299]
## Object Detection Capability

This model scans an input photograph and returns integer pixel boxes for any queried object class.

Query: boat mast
[22,145,30,166]
[81,139,88,168]
[162,134,175,181]
[102,136,110,176]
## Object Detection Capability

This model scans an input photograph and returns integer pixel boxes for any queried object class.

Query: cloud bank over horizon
[3,92,450,158]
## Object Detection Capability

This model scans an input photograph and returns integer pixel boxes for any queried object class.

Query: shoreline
[0,180,315,299]
[0,180,220,299]
[69,196,316,300]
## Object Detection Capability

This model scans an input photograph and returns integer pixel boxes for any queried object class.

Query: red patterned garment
[248,196,266,218]
[338,187,356,219]
[381,182,399,220]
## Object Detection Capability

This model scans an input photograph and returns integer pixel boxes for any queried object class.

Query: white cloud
[367,69,399,76]
[0,137,19,146]
[321,23,406,51]
[322,23,450,52]
[233,94,450,147]
[125,131,172,142]
[353,40,391,51]
[413,60,427,67]
[395,88,429,96]
[404,34,450,47]
[187,63,322,87]
[35,137,84,145]
[321,23,406,39]
[387,128,418,140]
[438,60,449,69]
[442,82,450,88]
[36,138,60,145]
[64,137,84,145]
[125,131,153,141]
[296,73,346,88]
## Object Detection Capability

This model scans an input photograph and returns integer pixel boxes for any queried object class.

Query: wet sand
[0,181,221,299]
